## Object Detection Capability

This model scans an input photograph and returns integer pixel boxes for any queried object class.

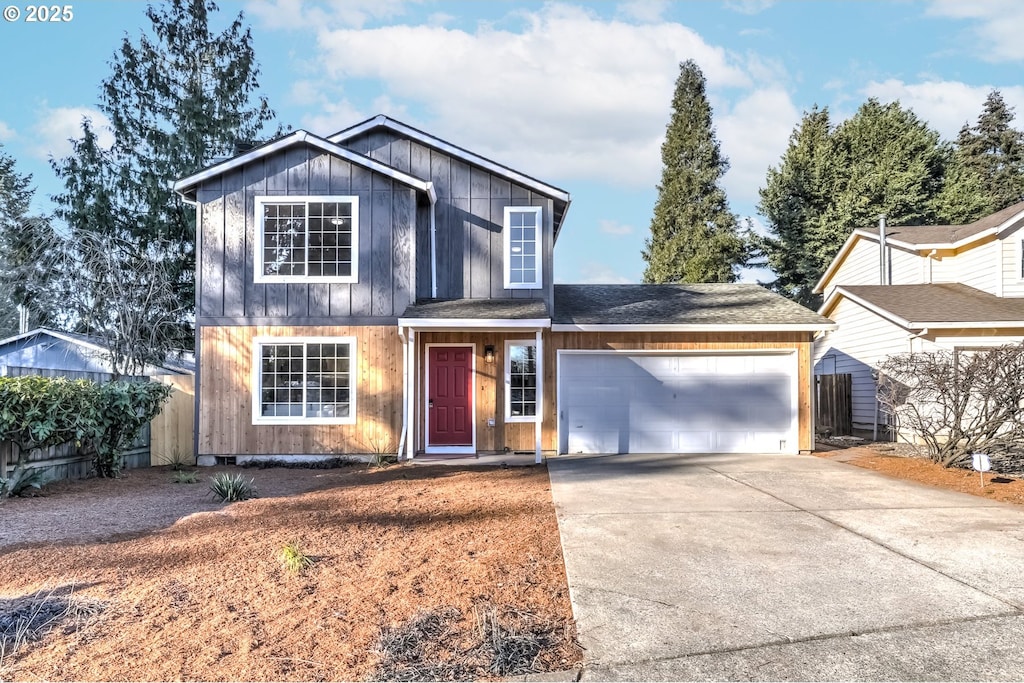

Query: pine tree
[956,90,1024,211]
[52,0,277,346]
[757,107,832,307]
[643,60,746,283]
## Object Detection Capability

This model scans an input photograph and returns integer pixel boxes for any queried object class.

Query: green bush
[209,472,256,502]
[0,376,172,478]
[278,541,315,574]
[172,470,198,484]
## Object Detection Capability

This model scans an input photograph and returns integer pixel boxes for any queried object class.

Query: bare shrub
[877,345,1024,467]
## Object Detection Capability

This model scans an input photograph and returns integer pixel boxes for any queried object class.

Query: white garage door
[558,352,798,455]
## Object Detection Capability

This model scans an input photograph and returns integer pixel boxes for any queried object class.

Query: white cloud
[577,262,635,284]
[616,0,669,23]
[724,0,776,15]
[598,219,635,236]
[717,87,800,205]
[0,121,14,142]
[308,3,764,189]
[245,0,410,30]
[861,79,1024,139]
[31,106,113,160]
[927,0,1024,62]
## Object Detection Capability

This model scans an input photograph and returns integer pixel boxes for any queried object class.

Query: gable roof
[552,284,835,332]
[813,201,1024,294]
[172,130,434,201]
[329,115,572,236]
[823,283,1024,329]
[0,328,194,375]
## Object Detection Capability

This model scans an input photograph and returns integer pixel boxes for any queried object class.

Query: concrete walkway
[547,452,1024,681]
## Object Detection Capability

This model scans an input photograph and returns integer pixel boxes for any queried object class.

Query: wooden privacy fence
[0,367,195,481]
[815,373,852,437]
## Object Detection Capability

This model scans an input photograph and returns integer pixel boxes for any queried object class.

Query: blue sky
[2,0,1023,284]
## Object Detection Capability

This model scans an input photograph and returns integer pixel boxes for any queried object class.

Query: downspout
[397,327,409,460]
[878,214,888,285]
[927,249,937,284]
[427,182,438,299]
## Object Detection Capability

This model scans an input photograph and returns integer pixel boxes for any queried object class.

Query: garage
[557,352,798,455]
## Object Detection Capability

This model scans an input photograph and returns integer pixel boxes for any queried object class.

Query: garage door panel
[559,353,796,455]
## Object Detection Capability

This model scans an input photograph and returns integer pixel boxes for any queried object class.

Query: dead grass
[0,464,580,681]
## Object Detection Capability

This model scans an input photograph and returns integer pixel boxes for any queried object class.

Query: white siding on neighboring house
[1000,227,1024,297]
[824,239,885,298]
[814,297,914,431]
[887,245,925,285]
[948,238,999,294]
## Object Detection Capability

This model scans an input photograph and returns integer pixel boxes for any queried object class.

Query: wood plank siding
[196,145,420,324]
[415,331,816,454]
[198,325,403,456]
[343,130,554,307]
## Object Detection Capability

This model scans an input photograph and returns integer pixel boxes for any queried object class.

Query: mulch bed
[0,464,580,681]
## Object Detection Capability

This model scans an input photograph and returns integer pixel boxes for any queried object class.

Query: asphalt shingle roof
[553,284,832,327]
[840,283,1024,324]
[400,298,549,320]
[859,201,1024,246]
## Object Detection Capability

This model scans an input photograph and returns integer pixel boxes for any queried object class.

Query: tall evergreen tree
[758,99,977,308]
[757,107,832,307]
[956,90,1024,211]
[643,60,746,283]
[52,0,277,345]
[0,145,57,336]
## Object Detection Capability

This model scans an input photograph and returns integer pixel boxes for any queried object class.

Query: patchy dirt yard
[0,464,580,681]
[816,444,1024,506]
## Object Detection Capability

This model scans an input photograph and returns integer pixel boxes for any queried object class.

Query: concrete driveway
[547,452,1024,681]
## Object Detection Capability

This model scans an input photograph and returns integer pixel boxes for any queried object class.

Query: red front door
[428,346,474,447]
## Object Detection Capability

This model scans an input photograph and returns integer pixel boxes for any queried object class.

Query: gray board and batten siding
[195,144,420,325]
[343,129,555,307]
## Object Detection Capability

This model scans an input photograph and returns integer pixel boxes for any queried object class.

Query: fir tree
[956,90,1024,211]
[52,0,278,346]
[642,60,746,283]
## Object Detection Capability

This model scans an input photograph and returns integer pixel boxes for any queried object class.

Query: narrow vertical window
[503,206,543,289]
[505,341,538,421]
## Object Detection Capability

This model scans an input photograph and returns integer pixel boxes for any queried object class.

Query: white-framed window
[254,196,359,283]
[252,336,356,425]
[503,206,542,289]
[505,340,538,422]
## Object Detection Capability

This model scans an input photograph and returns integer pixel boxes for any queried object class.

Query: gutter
[427,182,438,298]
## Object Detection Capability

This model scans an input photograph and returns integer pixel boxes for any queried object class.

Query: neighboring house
[173,115,834,465]
[0,328,194,378]
[813,201,1024,435]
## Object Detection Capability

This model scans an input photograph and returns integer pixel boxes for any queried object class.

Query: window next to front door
[505,341,538,422]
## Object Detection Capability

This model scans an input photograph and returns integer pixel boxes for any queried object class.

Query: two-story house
[813,201,1024,435]
[173,115,833,465]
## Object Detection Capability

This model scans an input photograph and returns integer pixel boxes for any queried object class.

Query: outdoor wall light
[484,345,495,363]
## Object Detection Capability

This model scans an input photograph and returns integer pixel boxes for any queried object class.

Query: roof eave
[172,130,432,198]
[550,323,836,333]
[329,115,571,204]
[398,317,551,329]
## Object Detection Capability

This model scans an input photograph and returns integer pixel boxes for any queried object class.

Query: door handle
[428,399,434,409]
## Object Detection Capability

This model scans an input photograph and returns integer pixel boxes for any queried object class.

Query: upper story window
[255,196,359,283]
[503,206,543,289]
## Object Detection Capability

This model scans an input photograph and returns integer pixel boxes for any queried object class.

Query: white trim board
[172,130,432,199]
[328,115,571,203]
[551,323,835,333]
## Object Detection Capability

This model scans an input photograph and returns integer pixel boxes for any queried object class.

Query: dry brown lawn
[0,463,580,681]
